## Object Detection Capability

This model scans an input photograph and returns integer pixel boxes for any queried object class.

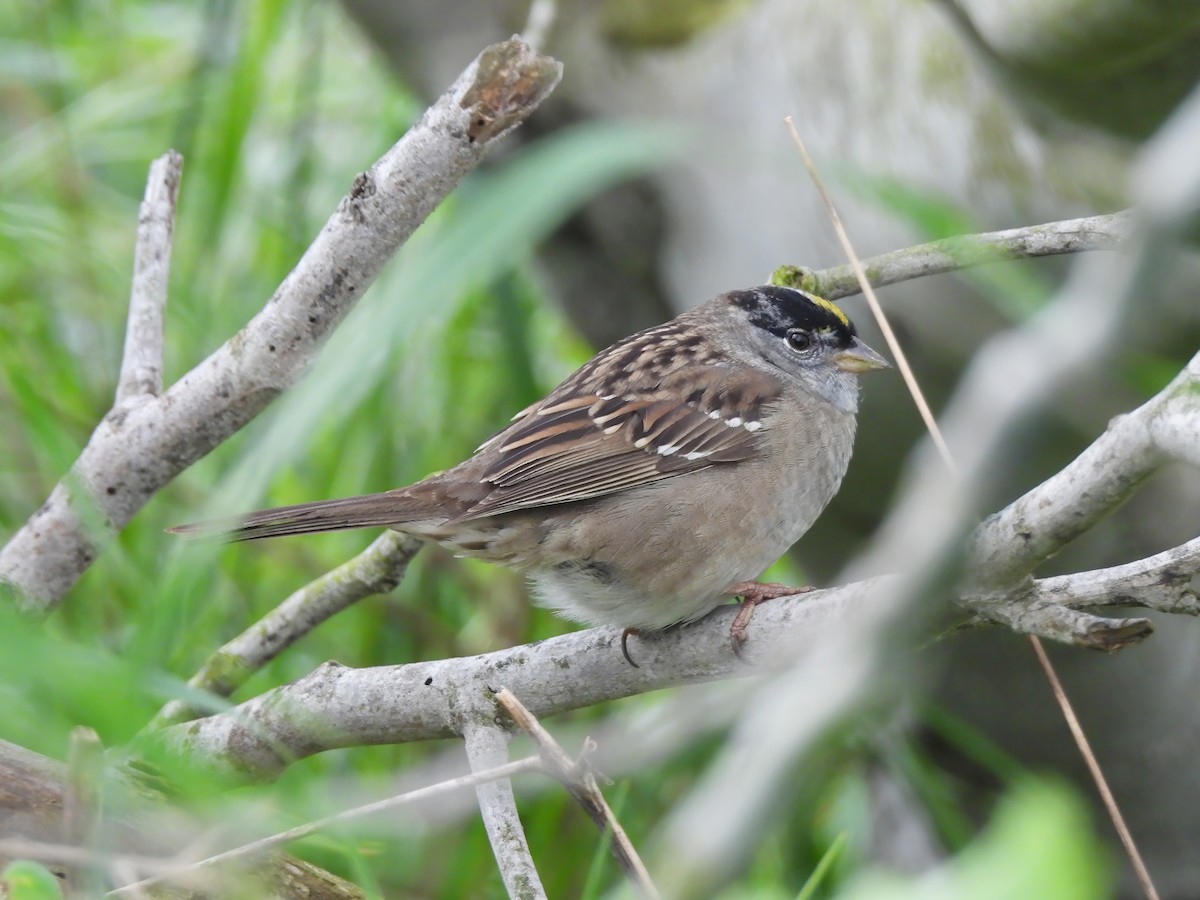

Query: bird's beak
[834,337,891,374]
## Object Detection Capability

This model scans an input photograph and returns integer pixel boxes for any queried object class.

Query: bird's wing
[451,348,783,521]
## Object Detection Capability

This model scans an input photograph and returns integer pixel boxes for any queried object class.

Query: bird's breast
[528,404,857,630]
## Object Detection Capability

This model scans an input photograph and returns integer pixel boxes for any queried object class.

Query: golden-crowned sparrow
[172,285,888,650]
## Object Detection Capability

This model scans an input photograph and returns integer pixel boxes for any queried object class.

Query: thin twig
[784,117,958,474]
[1028,636,1161,900]
[116,150,182,405]
[793,210,1132,302]
[464,724,546,899]
[496,688,661,899]
[1039,535,1200,615]
[106,755,545,896]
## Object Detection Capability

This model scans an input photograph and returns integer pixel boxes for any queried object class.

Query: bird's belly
[529,416,854,630]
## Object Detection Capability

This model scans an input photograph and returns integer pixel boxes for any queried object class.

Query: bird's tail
[166,491,427,542]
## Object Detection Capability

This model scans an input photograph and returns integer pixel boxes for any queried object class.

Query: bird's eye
[785,329,813,352]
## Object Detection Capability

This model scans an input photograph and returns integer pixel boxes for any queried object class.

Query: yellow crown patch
[809,294,849,328]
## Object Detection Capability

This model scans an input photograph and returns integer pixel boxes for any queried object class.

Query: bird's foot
[620,627,641,668]
[725,581,812,659]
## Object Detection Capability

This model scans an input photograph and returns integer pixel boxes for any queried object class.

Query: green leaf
[796,831,849,900]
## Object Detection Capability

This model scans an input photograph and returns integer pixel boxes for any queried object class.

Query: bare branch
[1040,537,1200,615]
[151,581,871,783]
[464,724,545,900]
[145,532,1200,786]
[116,150,182,405]
[148,532,422,731]
[790,210,1133,301]
[977,598,1153,651]
[964,533,1200,646]
[969,350,1200,592]
[0,37,562,609]
[496,689,660,899]
[757,132,1170,900]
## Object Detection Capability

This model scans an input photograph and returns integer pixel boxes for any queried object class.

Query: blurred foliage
[600,0,752,47]
[836,779,1110,900]
[0,861,64,900]
[964,0,1200,140]
[0,0,1115,896]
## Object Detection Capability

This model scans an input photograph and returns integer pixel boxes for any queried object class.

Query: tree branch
[0,38,562,609]
[148,583,870,782]
[145,520,1200,785]
[651,109,1191,878]
[784,210,1133,301]
[968,350,1200,592]
[116,150,182,405]
[463,723,545,900]
[1041,536,1200,615]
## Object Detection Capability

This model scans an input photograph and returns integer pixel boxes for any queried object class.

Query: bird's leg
[725,581,813,658]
